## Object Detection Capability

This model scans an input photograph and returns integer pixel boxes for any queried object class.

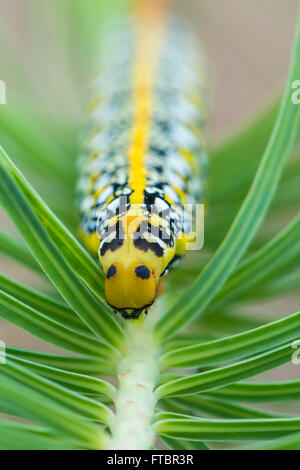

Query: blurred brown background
[1,0,299,138]
[0,0,299,384]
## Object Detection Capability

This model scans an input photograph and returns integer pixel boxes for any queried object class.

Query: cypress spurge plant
[0,1,300,450]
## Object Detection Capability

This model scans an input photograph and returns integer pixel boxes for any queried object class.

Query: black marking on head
[100,237,124,256]
[112,302,154,320]
[106,264,117,279]
[135,265,151,280]
[134,237,164,257]
[121,309,142,320]
[135,220,173,247]
[100,220,125,256]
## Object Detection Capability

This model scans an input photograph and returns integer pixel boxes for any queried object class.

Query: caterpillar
[77,1,209,319]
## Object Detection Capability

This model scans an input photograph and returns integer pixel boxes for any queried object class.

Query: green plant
[0,0,300,450]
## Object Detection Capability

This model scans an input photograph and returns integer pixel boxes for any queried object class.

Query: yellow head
[99,211,176,319]
[104,262,156,317]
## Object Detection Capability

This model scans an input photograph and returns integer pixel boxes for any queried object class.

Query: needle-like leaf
[154,10,300,341]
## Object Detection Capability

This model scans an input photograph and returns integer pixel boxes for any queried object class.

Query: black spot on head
[107,264,117,279]
[135,265,151,280]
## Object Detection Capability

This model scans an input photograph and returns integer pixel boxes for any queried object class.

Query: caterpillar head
[99,210,176,319]
[104,261,157,318]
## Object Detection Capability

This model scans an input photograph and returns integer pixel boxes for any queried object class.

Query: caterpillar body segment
[77,6,209,319]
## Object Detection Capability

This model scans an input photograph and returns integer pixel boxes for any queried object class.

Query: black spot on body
[149,146,167,157]
[135,265,151,280]
[107,265,117,279]
[157,120,171,133]
[144,192,156,206]
[152,165,163,174]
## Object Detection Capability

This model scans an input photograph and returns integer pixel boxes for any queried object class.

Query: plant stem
[108,317,160,450]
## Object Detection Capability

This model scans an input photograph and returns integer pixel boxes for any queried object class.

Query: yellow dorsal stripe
[128,3,167,204]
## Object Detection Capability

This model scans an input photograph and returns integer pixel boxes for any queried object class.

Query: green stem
[108,318,160,450]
